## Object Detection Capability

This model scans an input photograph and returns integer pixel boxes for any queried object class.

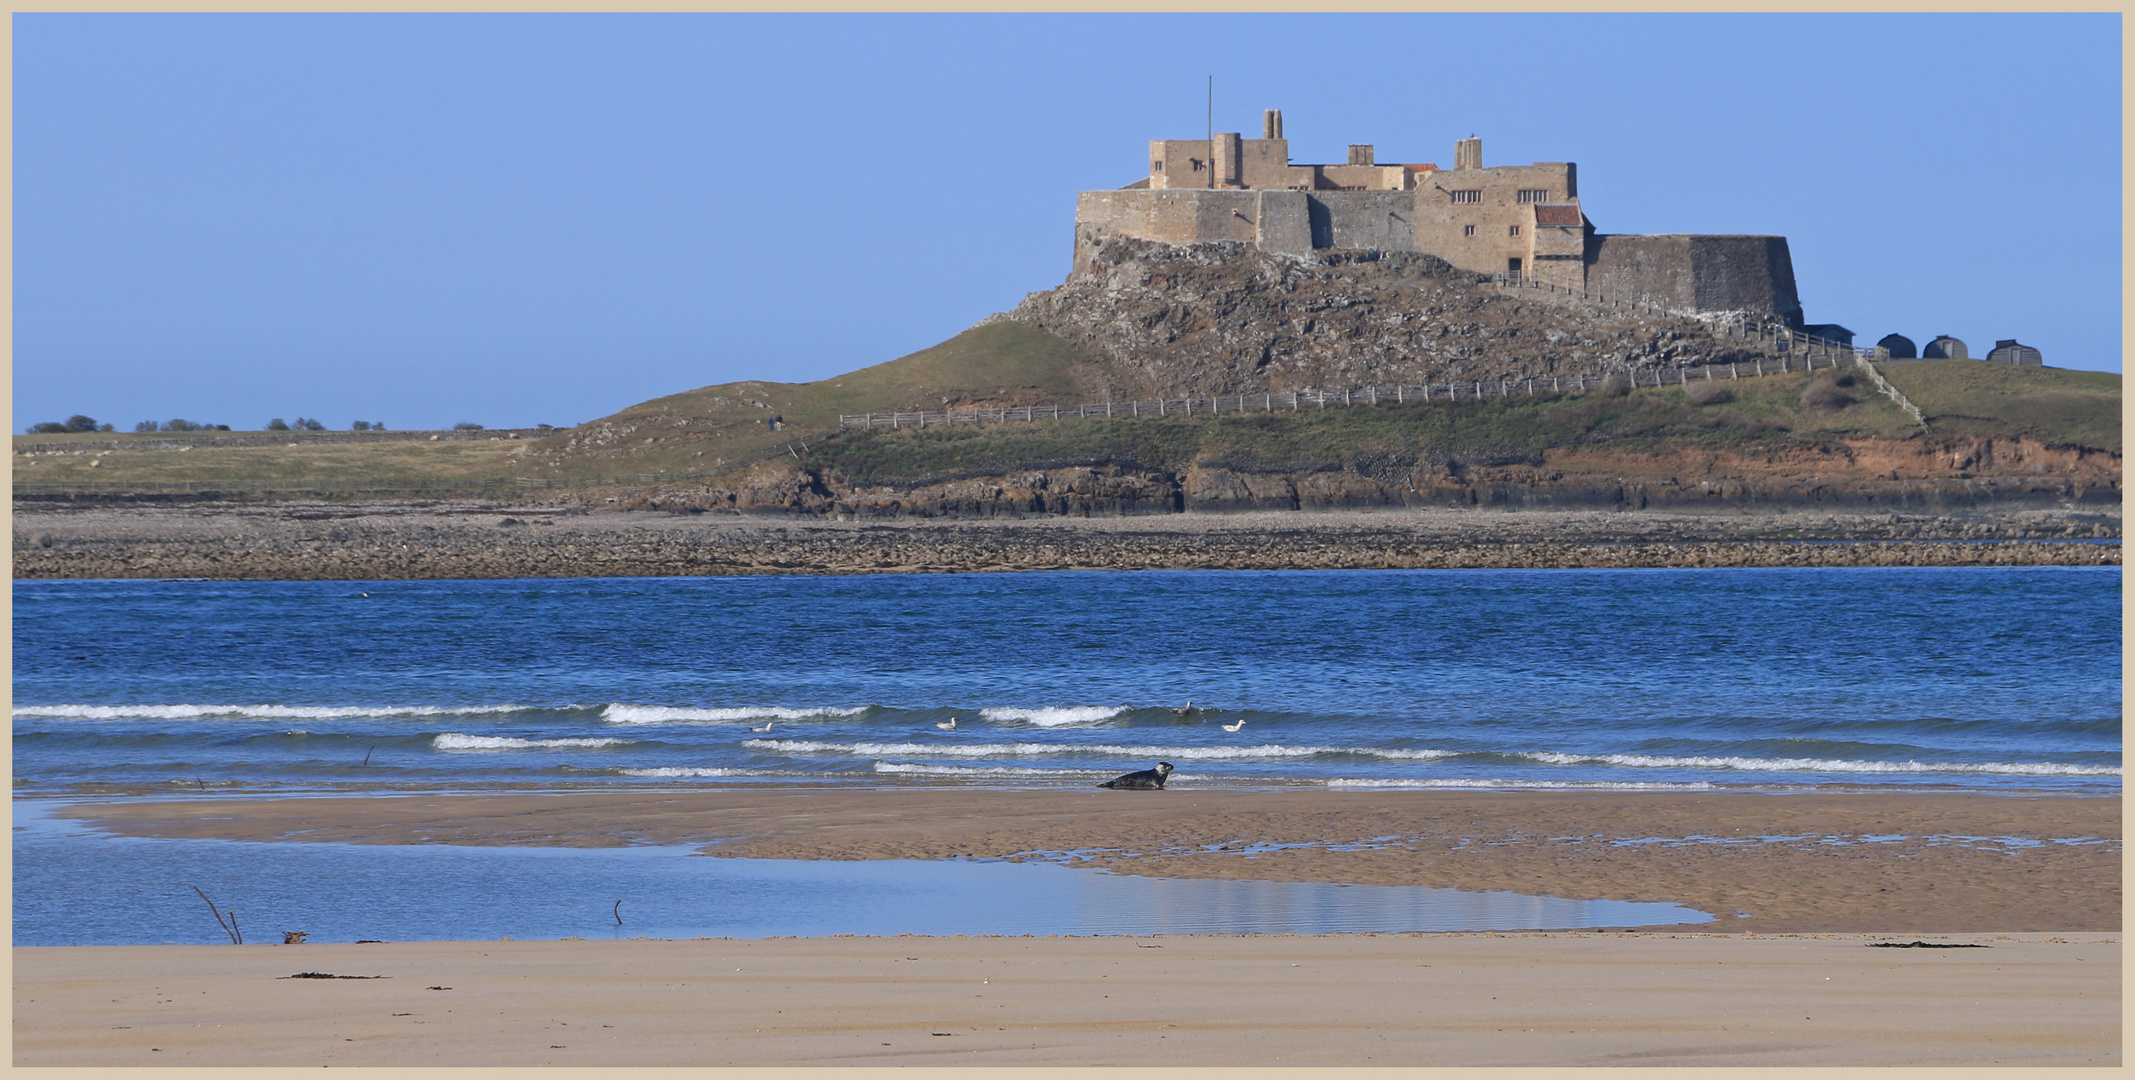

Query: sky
[13,13,2122,432]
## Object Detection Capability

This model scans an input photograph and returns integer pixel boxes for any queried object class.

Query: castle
[1075,110,1804,326]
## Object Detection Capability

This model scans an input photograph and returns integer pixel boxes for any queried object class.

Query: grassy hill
[13,338,2120,499]
[506,320,1104,482]
[13,431,539,495]
[804,369,1929,490]
[1877,361,2121,453]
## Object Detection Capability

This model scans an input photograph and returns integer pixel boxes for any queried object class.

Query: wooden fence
[839,349,1890,431]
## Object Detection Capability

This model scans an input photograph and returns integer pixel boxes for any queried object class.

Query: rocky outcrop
[583,434,2117,520]
[993,241,1781,399]
[12,505,2120,581]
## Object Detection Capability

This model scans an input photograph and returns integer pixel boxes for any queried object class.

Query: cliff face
[998,240,1782,400]
[606,435,2119,522]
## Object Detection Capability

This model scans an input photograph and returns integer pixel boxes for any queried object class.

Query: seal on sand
[1099,762,1174,790]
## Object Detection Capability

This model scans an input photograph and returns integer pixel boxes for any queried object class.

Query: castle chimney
[1212,132,1242,188]
[1454,137,1482,170]
[1262,109,1284,139]
[1347,144,1375,166]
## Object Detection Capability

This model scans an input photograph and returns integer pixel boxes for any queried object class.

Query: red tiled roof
[1533,204,1584,226]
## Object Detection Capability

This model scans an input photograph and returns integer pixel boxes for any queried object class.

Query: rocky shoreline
[13,502,2119,580]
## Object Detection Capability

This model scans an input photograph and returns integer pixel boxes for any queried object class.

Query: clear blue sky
[14,13,2121,432]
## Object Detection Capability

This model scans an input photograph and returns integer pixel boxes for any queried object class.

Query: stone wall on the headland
[1586,234,1803,326]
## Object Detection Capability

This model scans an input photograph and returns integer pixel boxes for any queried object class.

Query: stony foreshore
[13,501,2119,579]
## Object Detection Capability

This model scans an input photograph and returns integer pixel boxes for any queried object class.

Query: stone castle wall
[1585,235,1802,325]
[1077,127,1802,323]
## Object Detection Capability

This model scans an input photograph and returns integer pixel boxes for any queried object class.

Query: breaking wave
[431,733,630,751]
[873,762,1106,778]
[15,703,531,721]
[976,706,1128,727]
[616,766,766,778]
[742,739,1458,762]
[1519,751,2121,777]
[601,704,868,725]
[1328,778,1722,791]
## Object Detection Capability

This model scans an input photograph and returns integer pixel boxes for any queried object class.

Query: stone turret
[1454,137,1482,171]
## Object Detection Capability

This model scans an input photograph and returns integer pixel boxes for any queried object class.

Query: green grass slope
[13,435,535,494]
[808,370,1925,488]
[516,320,1101,479]
[18,338,2118,498]
[1878,361,2121,453]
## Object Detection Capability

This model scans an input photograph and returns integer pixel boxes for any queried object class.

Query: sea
[12,565,2120,944]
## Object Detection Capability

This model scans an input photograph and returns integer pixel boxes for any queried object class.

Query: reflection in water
[15,807,1710,946]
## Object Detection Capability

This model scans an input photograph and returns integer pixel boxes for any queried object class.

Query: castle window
[1517,189,1548,203]
[1463,224,1476,236]
[1509,225,1520,236]
[1153,161,1164,172]
[1449,189,1482,204]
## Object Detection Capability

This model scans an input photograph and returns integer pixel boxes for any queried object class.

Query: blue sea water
[12,566,2122,795]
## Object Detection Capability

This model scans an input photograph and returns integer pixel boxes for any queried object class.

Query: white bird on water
[1221,719,1246,733]
[748,720,775,733]
[936,717,958,731]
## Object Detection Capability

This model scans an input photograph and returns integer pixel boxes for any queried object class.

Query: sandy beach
[14,932,2118,1066]
[19,786,2123,1067]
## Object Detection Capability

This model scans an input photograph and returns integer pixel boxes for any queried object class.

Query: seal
[1099,762,1174,790]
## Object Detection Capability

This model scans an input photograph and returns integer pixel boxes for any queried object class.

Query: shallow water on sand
[12,567,2120,795]
[12,805,1710,945]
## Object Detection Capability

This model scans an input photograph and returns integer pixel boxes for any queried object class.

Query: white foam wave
[14,703,530,721]
[977,706,1127,727]
[873,762,1103,778]
[600,704,868,725]
[1329,778,1721,791]
[1520,751,2122,778]
[617,766,760,778]
[432,733,630,751]
[743,739,1456,762]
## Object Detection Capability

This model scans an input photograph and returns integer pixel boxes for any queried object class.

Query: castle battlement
[1076,111,1802,326]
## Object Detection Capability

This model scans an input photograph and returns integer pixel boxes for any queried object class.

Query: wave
[14,703,532,721]
[1328,778,1722,791]
[873,762,1105,778]
[1519,751,2122,778]
[976,706,1127,727]
[600,704,869,725]
[616,766,764,778]
[742,739,1458,762]
[431,733,630,751]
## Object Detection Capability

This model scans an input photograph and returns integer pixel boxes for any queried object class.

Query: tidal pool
[14,804,1712,945]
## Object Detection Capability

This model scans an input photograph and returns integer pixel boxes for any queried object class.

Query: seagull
[1170,701,1196,716]
[748,720,775,733]
[1221,718,1246,733]
[936,717,958,731]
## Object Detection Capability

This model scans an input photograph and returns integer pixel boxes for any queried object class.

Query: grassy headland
[12,324,2121,504]
[1878,361,2121,452]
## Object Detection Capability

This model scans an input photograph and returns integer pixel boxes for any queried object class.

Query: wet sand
[57,788,2122,934]
[21,788,2120,1067]
[13,932,2119,1066]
